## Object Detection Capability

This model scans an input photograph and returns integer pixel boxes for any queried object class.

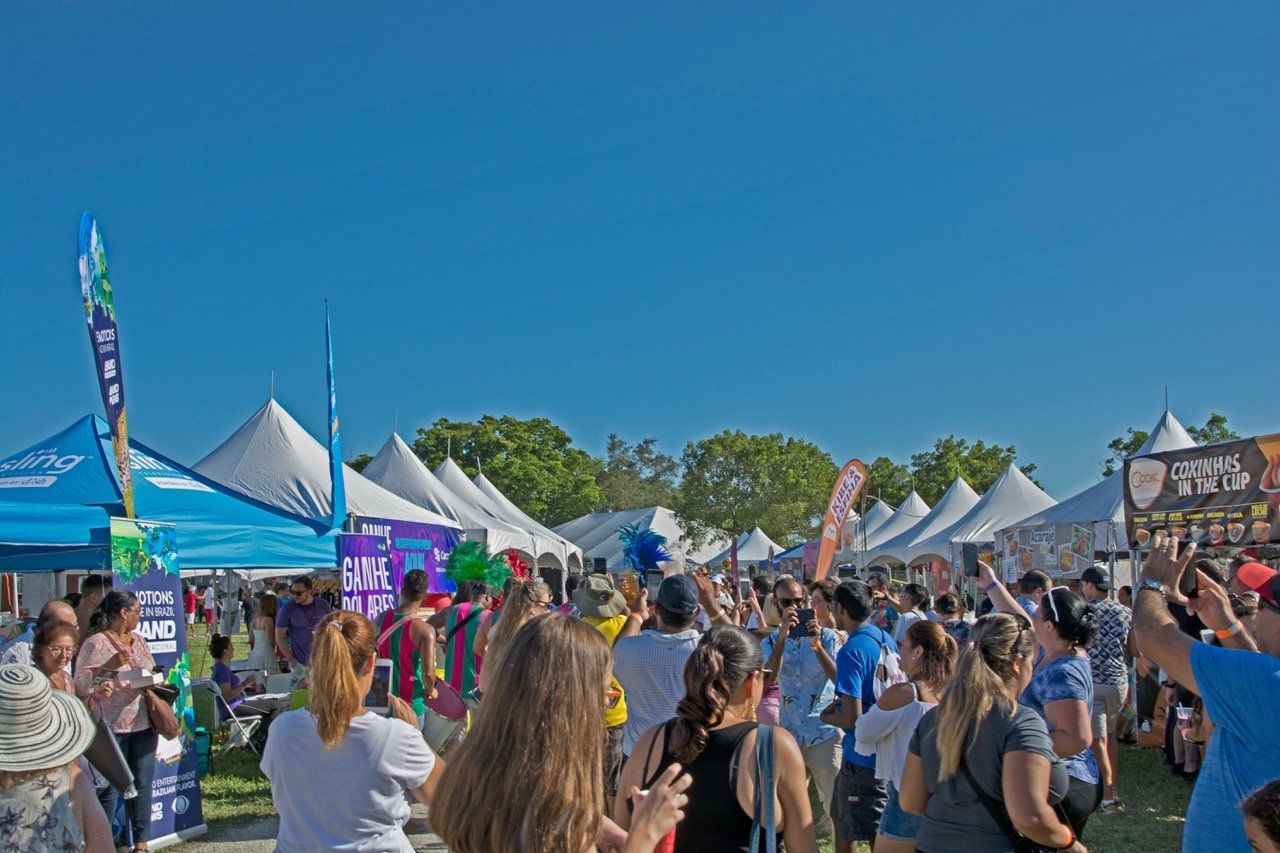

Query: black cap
[656,575,699,616]
[1080,567,1111,590]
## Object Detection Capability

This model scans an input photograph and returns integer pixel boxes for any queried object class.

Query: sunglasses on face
[604,688,623,709]
[776,596,805,608]
[291,588,308,596]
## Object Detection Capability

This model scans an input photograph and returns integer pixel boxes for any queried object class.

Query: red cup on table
[630,789,676,853]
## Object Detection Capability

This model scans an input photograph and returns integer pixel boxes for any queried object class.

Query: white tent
[836,499,895,559]
[911,464,1055,562]
[432,458,572,570]
[864,477,981,566]
[703,526,787,569]
[861,492,932,554]
[473,472,583,571]
[361,434,538,562]
[553,506,730,571]
[1000,410,1198,556]
[194,400,460,531]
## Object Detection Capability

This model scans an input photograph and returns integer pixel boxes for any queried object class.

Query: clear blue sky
[2,3,1276,503]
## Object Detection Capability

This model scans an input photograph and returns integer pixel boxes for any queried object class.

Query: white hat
[0,664,95,772]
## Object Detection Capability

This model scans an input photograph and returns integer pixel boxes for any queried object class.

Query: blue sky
[2,3,1276,504]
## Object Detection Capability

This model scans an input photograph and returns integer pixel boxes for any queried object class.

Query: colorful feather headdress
[617,523,672,570]
[443,541,511,590]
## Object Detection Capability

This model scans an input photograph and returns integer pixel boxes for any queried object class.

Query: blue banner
[79,213,135,517]
[326,304,346,529]
[110,518,206,844]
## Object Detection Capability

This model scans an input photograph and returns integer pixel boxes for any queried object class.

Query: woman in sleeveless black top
[614,626,819,853]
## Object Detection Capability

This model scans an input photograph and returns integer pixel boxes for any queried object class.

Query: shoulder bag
[748,724,778,853]
[105,633,181,739]
[958,753,1071,853]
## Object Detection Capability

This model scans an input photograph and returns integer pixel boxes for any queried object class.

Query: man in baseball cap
[1235,561,1280,611]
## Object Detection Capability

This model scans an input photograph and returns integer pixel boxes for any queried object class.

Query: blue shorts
[878,780,923,841]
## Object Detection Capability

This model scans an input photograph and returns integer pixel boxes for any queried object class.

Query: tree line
[346,412,1239,548]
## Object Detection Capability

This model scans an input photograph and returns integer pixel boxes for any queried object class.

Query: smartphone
[364,659,393,714]
[791,608,816,638]
[962,543,980,577]
[1183,558,1213,600]
[740,580,752,600]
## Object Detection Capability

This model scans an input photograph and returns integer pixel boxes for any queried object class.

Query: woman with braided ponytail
[899,613,1085,852]
[614,625,819,852]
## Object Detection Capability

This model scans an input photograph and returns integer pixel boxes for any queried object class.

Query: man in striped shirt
[375,569,437,729]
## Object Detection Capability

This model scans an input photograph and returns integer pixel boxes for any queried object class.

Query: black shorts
[832,761,887,842]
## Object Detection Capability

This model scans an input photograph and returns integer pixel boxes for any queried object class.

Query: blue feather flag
[326,303,346,530]
[617,523,671,570]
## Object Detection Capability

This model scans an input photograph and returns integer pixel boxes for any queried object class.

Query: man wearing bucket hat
[0,664,113,853]
[1132,533,1280,853]
[573,574,642,800]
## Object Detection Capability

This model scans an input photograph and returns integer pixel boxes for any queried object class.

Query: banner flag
[338,533,396,621]
[79,214,134,517]
[326,303,346,529]
[730,536,739,585]
[815,459,867,580]
[352,515,462,593]
[109,518,205,844]
[1124,433,1280,550]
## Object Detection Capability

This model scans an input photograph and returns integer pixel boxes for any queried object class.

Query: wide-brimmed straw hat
[0,664,96,772]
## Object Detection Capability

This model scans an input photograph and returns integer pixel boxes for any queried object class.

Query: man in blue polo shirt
[821,579,898,853]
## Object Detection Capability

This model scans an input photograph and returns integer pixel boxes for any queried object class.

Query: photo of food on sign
[1124,433,1280,550]
[999,524,1092,578]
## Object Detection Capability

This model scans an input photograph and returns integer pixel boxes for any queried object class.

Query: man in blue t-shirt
[1133,532,1280,853]
[820,579,898,853]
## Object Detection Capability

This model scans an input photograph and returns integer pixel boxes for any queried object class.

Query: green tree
[1187,412,1239,446]
[1102,412,1240,476]
[908,436,1038,504]
[863,456,913,508]
[676,430,837,548]
[413,415,603,527]
[348,453,373,473]
[596,434,680,511]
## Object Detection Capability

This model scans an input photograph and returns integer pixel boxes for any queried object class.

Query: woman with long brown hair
[855,620,958,853]
[899,614,1085,853]
[246,591,279,674]
[434,613,689,852]
[615,625,818,852]
[261,611,444,852]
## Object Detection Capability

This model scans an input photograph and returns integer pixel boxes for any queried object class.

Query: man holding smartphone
[761,577,843,837]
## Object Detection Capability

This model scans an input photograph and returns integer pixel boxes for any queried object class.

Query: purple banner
[338,533,395,621]
[351,515,460,594]
[79,213,135,517]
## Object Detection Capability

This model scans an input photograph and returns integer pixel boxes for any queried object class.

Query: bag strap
[748,724,777,853]
[376,613,415,649]
[443,607,482,647]
[957,754,1026,849]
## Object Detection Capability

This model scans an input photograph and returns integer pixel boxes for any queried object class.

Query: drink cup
[1253,521,1271,544]
[630,789,677,853]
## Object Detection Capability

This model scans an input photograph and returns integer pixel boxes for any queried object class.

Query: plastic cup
[631,789,676,853]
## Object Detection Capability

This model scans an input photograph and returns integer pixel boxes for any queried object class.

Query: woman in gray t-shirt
[900,613,1083,853]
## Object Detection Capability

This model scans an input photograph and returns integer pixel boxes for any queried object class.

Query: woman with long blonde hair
[899,614,1085,853]
[261,611,444,852]
[433,614,690,852]
[475,577,551,692]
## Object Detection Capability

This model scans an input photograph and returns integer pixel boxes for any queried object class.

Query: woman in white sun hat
[0,664,114,853]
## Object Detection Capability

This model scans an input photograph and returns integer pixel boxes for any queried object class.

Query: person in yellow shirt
[574,573,645,800]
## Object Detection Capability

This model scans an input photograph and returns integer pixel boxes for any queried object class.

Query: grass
[814,743,1190,852]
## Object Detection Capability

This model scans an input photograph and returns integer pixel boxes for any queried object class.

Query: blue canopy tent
[0,415,336,573]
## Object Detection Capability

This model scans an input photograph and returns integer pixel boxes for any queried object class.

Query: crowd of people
[3,530,1280,852]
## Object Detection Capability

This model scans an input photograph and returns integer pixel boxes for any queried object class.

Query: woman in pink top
[74,591,161,853]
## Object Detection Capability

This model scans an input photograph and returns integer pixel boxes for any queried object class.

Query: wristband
[1056,828,1075,849]
[1214,622,1243,639]
[983,581,999,592]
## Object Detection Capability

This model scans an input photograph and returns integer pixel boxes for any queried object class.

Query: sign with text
[109,518,204,844]
[815,459,867,580]
[351,515,461,593]
[338,533,395,621]
[1000,523,1101,578]
[1124,433,1280,550]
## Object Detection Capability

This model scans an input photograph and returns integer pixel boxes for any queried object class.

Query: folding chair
[205,682,263,756]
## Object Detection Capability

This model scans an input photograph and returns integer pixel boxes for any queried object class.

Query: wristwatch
[1139,577,1167,597]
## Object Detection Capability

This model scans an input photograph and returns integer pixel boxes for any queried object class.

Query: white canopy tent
[194,399,461,531]
[473,472,583,571]
[835,499,895,561]
[703,526,787,569]
[999,410,1198,564]
[361,434,538,563]
[864,477,981,567]
[860,492,931,554]
[432,458,571,570]
[554,506,730,571]
[910,465,1055,563]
